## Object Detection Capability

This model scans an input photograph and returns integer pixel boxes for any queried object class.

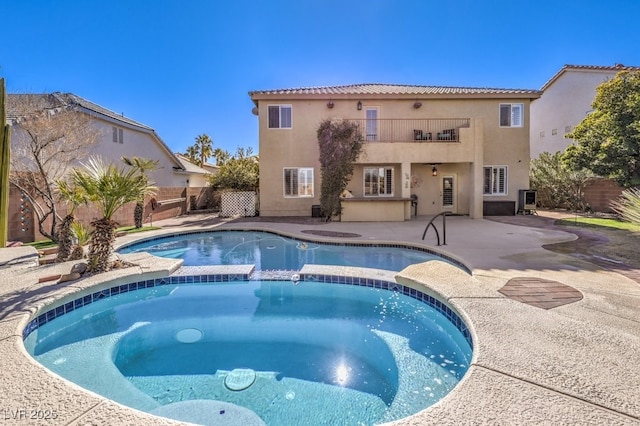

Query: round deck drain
[225,368,257,391]
[175,328,203,343]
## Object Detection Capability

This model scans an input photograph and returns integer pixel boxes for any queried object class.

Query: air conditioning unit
[518,190,537,215]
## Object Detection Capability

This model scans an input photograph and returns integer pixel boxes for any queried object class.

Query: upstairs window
[268,105,292,129]
[364,167,393,196]
[112,126,123,143]
[499,103,523,128]
[284,167,313,197]
[483,166,507,195]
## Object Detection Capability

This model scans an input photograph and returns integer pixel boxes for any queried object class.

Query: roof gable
[540,64,640,91]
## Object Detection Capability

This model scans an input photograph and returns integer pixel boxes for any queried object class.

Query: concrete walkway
[0,212,639,425]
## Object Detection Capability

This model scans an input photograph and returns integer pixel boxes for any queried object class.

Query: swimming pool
[117,230,460,272]
[24,275,472,426]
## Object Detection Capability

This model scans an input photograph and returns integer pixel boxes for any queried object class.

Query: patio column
[469,118,484,219]
[401,162,411,199]
[401,162,411,219]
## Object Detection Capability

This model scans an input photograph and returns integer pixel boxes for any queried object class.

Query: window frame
[499,103,523,128]
[363,166,394,197]
[268,104,293,129]
[112,126,124,143]
[483,165,508,196]
[283,167,314,198]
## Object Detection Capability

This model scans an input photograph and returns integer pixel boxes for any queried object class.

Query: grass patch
[24,239,57,250]
[556,216,640,232]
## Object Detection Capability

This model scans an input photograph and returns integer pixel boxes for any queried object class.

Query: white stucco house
[7,92,196,187]
[530,64,640,158]
[174,153,217,187]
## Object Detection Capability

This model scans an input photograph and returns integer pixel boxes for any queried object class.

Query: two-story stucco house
[530,64,640,159]
[249,84,541,221]
[7,92,199,187]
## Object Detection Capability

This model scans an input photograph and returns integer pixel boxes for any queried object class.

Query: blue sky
[2,0,640,158]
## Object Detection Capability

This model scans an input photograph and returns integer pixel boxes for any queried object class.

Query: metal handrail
[346,118,470,143]
[421,211,449,246]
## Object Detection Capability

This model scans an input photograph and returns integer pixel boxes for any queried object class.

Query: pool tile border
[23,273,472,349]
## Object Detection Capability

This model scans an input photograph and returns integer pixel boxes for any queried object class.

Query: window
[268,105,292,129]
[284,168,313,197]
[364,167,393,196]
[112,126,123,144]
[483,166,507,195]
[499,103,523,128]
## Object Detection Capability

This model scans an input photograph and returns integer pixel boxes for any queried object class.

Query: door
[365,107,378,141]
[441,175,457,212]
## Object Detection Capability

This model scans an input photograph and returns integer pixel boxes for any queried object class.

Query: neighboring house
[5,93,210,242]
[7,92,190,187]
[530,64,640,158]
[175,153,217,187]
[249,83,541,221]
[530,64,640,212]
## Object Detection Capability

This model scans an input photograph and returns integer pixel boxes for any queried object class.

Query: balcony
[347,118,471,143]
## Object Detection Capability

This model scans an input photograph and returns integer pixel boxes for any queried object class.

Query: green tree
[317,119,363,220]
[185,134,213,167]
[121,156,159,228]
[54,179,88,262]
[69,156,156,273]
[212,147,231,166]
[209,147,258,191]
[531,151,594,211]
[564,70,640,187]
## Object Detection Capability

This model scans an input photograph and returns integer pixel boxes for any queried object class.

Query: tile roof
[249,83,540,97]
[7,92,152,130]
[541,64,640,91]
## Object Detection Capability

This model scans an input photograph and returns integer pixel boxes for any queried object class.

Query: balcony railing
[347,118,471,143]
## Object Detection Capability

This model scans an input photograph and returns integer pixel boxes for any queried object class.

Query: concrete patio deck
[0,212,638,425]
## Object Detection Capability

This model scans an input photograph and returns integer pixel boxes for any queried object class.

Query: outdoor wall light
[357,101,362,111]
[327,101,334,109]
[413,101,422,109]
[432,165,438,176]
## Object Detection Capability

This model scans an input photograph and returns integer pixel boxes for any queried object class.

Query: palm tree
[186,134,213,167]
[54,179,88,262]
[68,221,91,261]
[70,156,156,273]
[121,156,159,228]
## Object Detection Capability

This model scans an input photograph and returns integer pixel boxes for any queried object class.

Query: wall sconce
[357,101,362,111]
[413,101,422,109]
[327,101,334,109]
[431,165,438,176]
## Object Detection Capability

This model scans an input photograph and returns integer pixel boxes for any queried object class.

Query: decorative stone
[70,262,88,275]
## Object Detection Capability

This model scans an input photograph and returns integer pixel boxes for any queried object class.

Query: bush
[610,187,640,225]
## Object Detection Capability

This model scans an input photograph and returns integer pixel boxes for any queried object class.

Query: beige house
[530,64,640,158]
[249,84,541,221]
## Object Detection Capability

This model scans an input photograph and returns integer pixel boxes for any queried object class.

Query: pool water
[118,230,445,272]
[25,280,472,426]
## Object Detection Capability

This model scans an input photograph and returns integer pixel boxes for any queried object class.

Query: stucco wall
[530,69,617,158]
[256,96,532,219]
